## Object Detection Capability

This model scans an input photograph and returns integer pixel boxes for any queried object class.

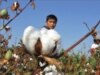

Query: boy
[40,14,61,57]
[90,29,100,55]
[40,14,57,34]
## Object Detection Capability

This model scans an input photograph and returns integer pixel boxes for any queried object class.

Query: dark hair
[94,39,97,43]
[94,39,100,43]
[46,14,57,23]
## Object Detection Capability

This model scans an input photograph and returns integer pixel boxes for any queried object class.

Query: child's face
[46,19,56,29]
[96,40,100,44]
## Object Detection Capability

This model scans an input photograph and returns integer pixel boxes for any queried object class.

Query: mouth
[51,26,54,29]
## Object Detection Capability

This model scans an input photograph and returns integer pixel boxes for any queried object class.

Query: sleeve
[91,44,98,49]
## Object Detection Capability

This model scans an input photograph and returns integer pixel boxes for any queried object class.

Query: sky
[0,0,100,54]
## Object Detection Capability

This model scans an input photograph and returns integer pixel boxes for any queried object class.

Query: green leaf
[4,50,12,60]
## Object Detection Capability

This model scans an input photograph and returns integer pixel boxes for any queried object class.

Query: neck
[44,26,50,29]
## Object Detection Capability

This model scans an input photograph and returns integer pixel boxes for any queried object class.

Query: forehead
[96,39,100,42]
[47,19,56,22]
[98,40,100,41]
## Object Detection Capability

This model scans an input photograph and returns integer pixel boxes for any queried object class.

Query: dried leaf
[31,1,35,9]
[11,1,20,11]
[0,34,4,42]
[5,25,11,32]
[38,55,64,70]
[0,59,8,65]
[3,39,8,46]
[8,34,12,40]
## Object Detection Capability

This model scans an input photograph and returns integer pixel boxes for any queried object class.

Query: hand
[91,29,97,38]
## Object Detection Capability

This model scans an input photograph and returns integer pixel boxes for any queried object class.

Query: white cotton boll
[56,40,61,53]
[44,65,57,72]
[51,40,61,56]
[86,63,90,66]
[47,29,61,41]
[47,29,61,56]
[84,69,87,72]
[39,61,46,67]
[49,65,57,71]
[40,29,61,56]
[45,72,58,75]
[22,26,40,54]
[22,26,34,45]
[40,34,55,55]
[13,54,20,59]
[43,65,58,75]
[40,27,48,35]
[91,69,95,73]
[27,31,40,54]
[43,66,50,72]
[22,26,61,56]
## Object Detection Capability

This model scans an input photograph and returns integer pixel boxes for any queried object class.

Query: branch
[60,20,100,57]
[0,0,33,31]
